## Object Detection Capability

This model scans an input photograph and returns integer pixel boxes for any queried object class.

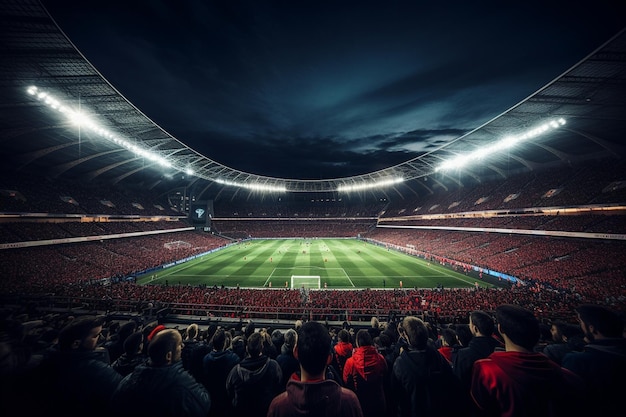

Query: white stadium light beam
[435,118,566,172]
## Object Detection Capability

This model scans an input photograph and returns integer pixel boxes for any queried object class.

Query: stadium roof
[1,0,626,200]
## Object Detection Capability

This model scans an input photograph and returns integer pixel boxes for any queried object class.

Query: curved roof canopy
[1,0,625,200]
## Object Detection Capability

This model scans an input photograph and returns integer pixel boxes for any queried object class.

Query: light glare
[435,118,566,172]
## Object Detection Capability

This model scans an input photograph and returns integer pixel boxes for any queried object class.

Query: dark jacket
[37,347,123,417]
[182,339,211,383]
[562,338,626,416]
[452,336,502,390]
[110,361,211,417]
[203,349,241,417]
[392,345,464,417]
[226,354,282,417]
[267,378,363,417]
[111,351,148,377]
[276,344,300,388]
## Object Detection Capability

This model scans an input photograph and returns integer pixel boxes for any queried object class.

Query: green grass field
[137,238,505,289]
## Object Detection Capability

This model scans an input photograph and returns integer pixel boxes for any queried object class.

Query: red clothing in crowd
[471,351,584,417]
[333,341,353,373]
[437,346,454,364]
[267,378,363,417]
[343,345,388,417]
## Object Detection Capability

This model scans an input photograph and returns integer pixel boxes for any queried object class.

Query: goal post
[291,275,321,289]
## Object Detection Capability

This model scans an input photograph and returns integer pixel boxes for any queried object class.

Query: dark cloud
[42,0,625,179]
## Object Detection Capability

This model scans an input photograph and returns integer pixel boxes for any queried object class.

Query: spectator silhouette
[276,328,299,388]
[374,332,397,417]
[438,327,460,365]
[453,310,502,393]
[392,316,464,417]
[267,320,363,417]
[333,328,353,375]
[454,323,473,348]
[110,328,211,417]
[111,331,148,376]
[181,323,210,383]
[105,320,137,363]
[542,320,585,365]
[471,304,584,417]
[37,315,123,417]
[226,331,282,417]
[203,328,240,417]
[271,328,285,358]
[230,335,246,361]
[343,329,388,417]
[562,304,626,416]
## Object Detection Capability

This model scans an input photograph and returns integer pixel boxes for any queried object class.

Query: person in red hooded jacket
[333,329,353,375]
[343,329,388,417]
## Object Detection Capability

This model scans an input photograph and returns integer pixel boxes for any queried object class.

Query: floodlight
[435,118,566,172]
[215,178,287,192]
[26,85,178,174]
[337,177,404,192]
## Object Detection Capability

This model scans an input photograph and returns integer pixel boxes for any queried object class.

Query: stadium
[1,2,625,415]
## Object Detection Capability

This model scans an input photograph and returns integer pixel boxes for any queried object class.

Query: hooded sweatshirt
[226,354,282,417]
[342,345,387,417]
[334,341,353,372]
[471,351,584,417]
[110,361,210,417]
[267,378,363,417]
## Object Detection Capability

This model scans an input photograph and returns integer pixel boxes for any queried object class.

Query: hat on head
[147,324,166,342]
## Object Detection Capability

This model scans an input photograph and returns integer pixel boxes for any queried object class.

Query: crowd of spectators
[0,172,180,216]
[380,157,626,217]
[1,302,623,417]
[213,220,374,239]
[0,231,229,294]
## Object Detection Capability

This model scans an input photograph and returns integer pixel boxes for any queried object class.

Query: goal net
[291,275,321,289]
[164,240,192,250]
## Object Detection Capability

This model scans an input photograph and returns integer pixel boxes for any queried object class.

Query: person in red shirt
[437,328,459,365]
[267,321,363,417]
[471,304,585,417]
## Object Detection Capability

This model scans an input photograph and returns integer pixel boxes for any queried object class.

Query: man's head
[575,304,624,341]
[495,304,540,352]
[355,329,373,347]
[123,331,144,356]
[399,316,429,350]
[469,310,495,337]
[295,321,332,378]
[440,328,459,347]
[282,329,297,354]
[246,332,263,357]
[58,315,104,351]
[211,328,227,352]
[337,329,350,343]
[148,328,183,367]
[550,320,568,343]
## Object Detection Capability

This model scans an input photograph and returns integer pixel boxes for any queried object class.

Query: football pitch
[137,238,504,289]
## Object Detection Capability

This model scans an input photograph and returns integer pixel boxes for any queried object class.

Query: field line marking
[263,268,278,287]
[340,268,356,287]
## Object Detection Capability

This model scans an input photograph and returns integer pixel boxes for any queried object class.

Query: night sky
[42,0,625,180]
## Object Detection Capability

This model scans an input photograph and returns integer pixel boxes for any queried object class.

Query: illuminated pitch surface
[136,239,506,289]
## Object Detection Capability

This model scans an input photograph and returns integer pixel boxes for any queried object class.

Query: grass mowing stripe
[136,238,502,289]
